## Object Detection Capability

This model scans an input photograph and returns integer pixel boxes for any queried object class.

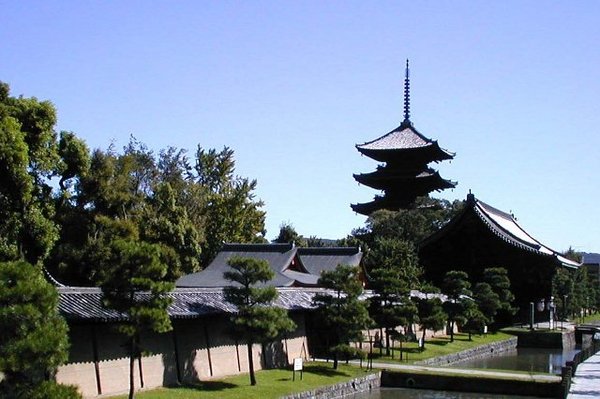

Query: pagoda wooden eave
[356,123,455,163]
[353,169,456,191]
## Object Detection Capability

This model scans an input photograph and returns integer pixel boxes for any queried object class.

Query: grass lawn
[368,331,514,363]
[112,363,371,399]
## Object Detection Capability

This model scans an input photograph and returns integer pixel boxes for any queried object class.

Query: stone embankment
[415,336,518,366]
[280,372,381,399]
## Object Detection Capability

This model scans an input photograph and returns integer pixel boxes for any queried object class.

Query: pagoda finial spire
[403,59,411,124]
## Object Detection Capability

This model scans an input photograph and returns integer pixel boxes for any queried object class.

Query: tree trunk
[129,340,135,399]
[247,342,256,386]
[421,329,427,349]
[333,351,338,370]
[449,320,455,342]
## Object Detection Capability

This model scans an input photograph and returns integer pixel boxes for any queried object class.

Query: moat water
[445,346,580,374]
[353,346,579,398]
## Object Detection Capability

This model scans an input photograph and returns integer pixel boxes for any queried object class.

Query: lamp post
[547,297,555,330]
[562,295,568,330]
[536,299,545,329]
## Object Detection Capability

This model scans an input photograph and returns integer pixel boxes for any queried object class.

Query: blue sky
[2,1,599,252]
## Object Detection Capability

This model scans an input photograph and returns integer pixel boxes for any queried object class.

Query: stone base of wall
[415,337,518,366]
[281,372,381,399]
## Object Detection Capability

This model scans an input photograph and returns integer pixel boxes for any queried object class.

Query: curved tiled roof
[421,194,580,269]
[57,286,331,322]
[176,243,363,288]
[297,247,362,276]
[356,122,454,162]
[176,243,298,288]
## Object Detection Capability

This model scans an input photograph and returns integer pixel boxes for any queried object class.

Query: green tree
[461,298,486,341]
[482,267,516,326]
[313,264,372,369]
[367,238,420,354]
[196,146,266,265]
[441,270,472,342]
[351,197,464,251]
[415,285,446,348]
[0,261,80,398]
[552,268,574,321]
[272,222,306,247]
[98,220,173,399]
[0,82,67,264]
[223,257,295,386]
[472,282,501,326]
[572,267,592,320]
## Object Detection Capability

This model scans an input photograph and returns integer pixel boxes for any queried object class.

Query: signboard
[293,357,303,381]
[293,358,303,371]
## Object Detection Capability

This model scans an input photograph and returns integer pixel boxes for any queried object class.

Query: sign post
[293,358,303,381]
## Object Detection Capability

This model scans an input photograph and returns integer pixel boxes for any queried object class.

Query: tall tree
[0,261,80,398]
[472,282,501,327]
[552,268,574,321]
[482,267,516,326]
[196,146,266,265]
[313,264,372,369]
[223,257,295,386]
[98,219,173,399]
[367,238,419,355]
[441,270,472,342]
[415,285,446,348]
[351,197,464,251]
[0,82,69,264]
[272,222,307,247]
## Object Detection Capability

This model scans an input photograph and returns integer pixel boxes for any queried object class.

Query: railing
[561,339,600,398]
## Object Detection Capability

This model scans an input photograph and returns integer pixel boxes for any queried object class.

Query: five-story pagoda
[351,61,456,215]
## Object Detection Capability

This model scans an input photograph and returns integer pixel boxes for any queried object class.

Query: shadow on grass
[304,365,349,377]
[173,381,239,392]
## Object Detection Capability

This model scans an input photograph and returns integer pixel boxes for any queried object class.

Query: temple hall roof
[421,193,580,269]
[176,243,363,288]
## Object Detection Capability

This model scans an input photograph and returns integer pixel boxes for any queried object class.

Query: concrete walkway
[567,351,600,399]
[318,359,561,383]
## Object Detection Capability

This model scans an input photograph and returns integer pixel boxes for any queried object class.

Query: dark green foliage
[0,261,79,398]
[482,267,516,325]
[313,264,372,369]
[552,268,574,320]
[367,238,419,354]
[461,299,487,340]
[351,197,464,250]
[0,83,64,264]
[98,226,174,399]
[196,146,266,265]
[18,381,81,399]
[441,270,472,342]
[472,282,501,325]
[272,222,307,247]
[223,257,296,386]
[415,288,446,348]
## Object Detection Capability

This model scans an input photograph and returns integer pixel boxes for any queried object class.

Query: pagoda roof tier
[356,121,454,163]
[351,192,433,215]
[353,168,456,191]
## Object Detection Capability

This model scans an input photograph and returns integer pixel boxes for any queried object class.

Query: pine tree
[313,264,372,369]
[99,235,173,399]
[441,270,472,342]
[223,257,296,386]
